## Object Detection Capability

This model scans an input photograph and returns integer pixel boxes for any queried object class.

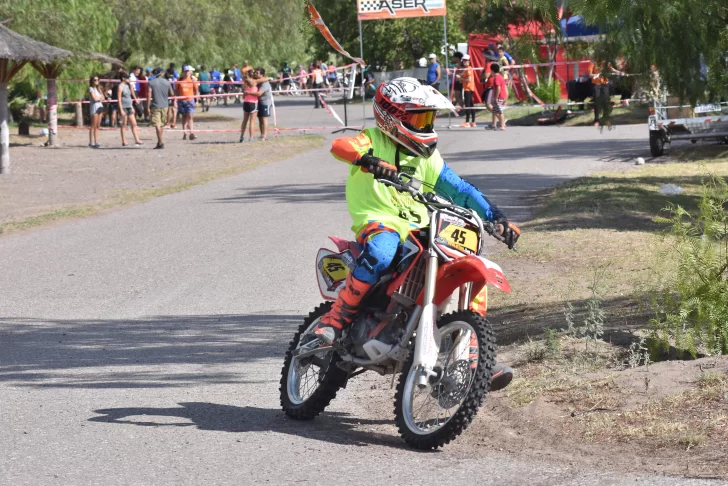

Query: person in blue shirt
[233,64,242,82]
[426,53,441,91]
[210,67,221,105]
[168,63,179,81]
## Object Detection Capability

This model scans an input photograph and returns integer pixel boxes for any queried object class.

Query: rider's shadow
[89,402,409,449]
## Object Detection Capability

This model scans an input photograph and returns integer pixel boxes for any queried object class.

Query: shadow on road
[214,183,346,204]
[0,313,303,389]
[89,402,407,449]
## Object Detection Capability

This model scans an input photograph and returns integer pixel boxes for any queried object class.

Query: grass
[0,135,324,235]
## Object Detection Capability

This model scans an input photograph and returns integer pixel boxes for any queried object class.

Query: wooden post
[46,77,58,147]
[0,82,9,174]
[74,101,83,126]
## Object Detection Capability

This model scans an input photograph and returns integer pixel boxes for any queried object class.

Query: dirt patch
[0,117,323,233]
[460,346,728,479]
[464,148,728,478]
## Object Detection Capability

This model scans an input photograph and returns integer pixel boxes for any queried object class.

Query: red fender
[416,255,511,306]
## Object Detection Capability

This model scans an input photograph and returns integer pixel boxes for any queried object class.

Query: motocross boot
[313,274,371,345]
[489,363,514,391]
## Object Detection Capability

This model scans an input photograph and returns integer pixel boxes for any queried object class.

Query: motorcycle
[279,165,513,450]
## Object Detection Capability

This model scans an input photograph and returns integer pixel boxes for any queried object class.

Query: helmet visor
[407,110,436,133]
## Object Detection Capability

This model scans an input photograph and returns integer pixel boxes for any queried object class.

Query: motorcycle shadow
[90,402,411,450]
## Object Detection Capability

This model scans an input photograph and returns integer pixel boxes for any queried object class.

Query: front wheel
[394,311,496,450]
[279,303,349,420]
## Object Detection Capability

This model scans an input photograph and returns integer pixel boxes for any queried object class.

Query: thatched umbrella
[0,23,71,174]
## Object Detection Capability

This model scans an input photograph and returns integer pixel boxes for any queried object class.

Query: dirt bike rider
[312,77,520,387]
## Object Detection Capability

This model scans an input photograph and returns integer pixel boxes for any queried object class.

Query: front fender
[416,255,511,307]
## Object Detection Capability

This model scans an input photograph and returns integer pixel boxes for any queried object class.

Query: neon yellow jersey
[330,128,444,240]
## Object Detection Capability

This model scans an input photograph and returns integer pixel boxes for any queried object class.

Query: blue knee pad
[353,231,401,284]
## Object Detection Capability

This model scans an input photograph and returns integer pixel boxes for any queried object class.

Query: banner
[357,0,447,21]
[307,2,366,66]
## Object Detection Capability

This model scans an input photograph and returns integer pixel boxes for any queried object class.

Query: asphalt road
[0,98,719,485]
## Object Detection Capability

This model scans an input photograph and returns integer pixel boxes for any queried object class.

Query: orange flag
[307,2,366,66]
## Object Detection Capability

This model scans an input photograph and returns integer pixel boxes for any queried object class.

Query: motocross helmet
[373,77,454,158]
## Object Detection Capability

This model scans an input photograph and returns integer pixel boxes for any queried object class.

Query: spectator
[281,61,292,94]
[88,74,105,148]
[241,61,253,77]
[490,63,508,130]
[497,46,514,82]
[177,65,199,140]
[255,68,273,141]
[138,67,149,121]
[298,64,308,92]
[33,80,46,123]
[427,53,441,90]
[459,55,476,127]
[210,67,221,104]
[362,66,376,96]
[147,67,173,149]
[222,69,234,106]
[106,79,119,128]
[169,63,179,80]
[484,43,499,62]
[198,65,211,112]
[166,68,178,128]
[450,51,464,113]
[327,63,337,90]
[240,70,259,143]
[589,61,611,127]
[311,61,324,108]
[117,72,143,146]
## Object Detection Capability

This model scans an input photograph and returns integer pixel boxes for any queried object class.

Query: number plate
[435,213,480,255]
[695,103,722,114]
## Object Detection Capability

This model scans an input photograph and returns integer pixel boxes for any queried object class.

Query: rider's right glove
[496,217,521,249]
[358,152,398,181]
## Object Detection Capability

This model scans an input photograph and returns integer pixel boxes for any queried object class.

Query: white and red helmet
[373,77,454,158]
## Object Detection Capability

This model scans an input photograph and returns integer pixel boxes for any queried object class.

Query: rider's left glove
[496,217,521,249]
[359,153,398,181]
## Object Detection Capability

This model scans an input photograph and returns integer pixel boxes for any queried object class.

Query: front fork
[412,248,441,387]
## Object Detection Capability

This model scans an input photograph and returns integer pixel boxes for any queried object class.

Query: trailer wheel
[691,139,698,144]
[649,131,664,157]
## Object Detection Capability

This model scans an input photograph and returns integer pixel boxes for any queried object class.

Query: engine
[348,310,407,359]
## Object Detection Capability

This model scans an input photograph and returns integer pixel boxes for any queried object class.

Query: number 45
[450,228,466,245]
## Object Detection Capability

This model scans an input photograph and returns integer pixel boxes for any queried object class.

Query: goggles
[406,110,436,133]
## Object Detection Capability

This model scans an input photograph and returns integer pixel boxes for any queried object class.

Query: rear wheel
[279,303,349,420]
[394,311,496,449]
[650,131,665,157]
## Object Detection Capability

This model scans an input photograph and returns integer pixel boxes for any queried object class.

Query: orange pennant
[307,2,366,66]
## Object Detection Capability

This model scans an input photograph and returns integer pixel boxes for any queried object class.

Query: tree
[571,0,728,103]
[111,0,308,71]
[462,0,564,79]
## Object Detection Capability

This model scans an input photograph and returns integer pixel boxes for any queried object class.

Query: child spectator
[88,74,105,148]
[459,55,476,127]
[176,65,199,140]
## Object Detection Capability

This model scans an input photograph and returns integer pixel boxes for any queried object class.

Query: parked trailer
[647,99,727,157]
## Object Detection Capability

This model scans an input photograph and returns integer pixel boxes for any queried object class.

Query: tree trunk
[46,77,58,147]
[74,102,83,126]
[0,82,9,174]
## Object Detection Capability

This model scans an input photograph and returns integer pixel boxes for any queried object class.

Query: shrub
[532,78,561,105]
[651,174,728,356]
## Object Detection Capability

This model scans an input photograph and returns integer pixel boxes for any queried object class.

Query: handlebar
[354,152,512,247]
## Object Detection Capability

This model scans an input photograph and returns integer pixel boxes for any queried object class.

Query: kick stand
[333,90,361,134]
